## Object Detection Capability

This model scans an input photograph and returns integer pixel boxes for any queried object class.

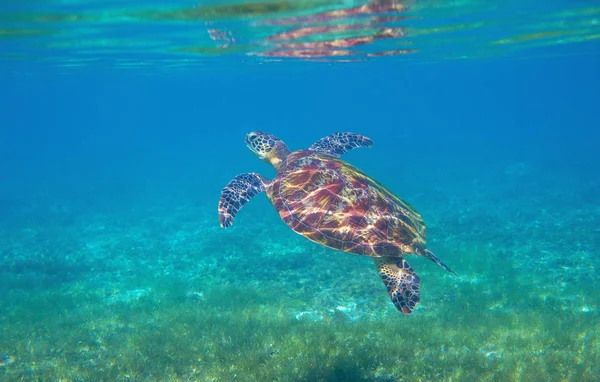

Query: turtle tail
[422,248,457,276]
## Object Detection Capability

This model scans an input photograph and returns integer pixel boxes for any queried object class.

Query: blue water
[1,0,600,380]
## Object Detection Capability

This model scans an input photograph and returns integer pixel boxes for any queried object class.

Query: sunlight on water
[0,0,599,70]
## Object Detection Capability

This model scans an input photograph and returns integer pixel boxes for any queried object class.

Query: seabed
[0,164,598,381]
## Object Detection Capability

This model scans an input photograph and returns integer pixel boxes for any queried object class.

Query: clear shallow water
[1,0,600,381]
[1,0,599,71]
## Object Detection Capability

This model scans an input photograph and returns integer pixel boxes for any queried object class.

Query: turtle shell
[268,150,426,257]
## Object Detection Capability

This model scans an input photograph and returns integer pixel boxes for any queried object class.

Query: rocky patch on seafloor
[107,288,153,304]
[0,351,15,367]
[293,301,378,322]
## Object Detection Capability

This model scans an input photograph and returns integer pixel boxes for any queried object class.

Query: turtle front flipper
[309,132,373,157]
[374,257,421,315]
[218,173,269,228]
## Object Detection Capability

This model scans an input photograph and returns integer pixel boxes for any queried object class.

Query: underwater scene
[1,0,600,381]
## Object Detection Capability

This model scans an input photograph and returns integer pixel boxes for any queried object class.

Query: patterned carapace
[268,150,427,258]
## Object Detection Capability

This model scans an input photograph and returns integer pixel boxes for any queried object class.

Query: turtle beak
[245,132,258,147]
[245,131,264,158]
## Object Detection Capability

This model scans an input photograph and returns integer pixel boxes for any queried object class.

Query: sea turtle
[218,131,455,314]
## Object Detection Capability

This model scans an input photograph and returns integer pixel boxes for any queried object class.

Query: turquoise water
[1,0,600,381]
[2,0,599,70]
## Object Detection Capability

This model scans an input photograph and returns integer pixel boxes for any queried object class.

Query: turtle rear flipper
[374,257,421,315]
[218,173,269,228]
[309,132,373,157]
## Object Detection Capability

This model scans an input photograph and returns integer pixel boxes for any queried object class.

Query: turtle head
[245,131,290,170]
